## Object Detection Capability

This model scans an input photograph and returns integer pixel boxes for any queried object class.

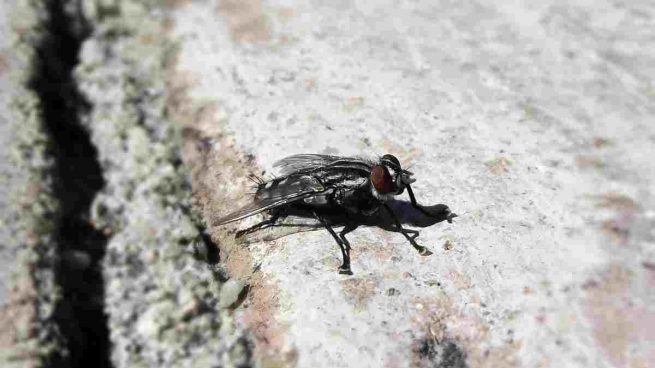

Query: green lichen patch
[1,0,65,365]
[72,1,253,366]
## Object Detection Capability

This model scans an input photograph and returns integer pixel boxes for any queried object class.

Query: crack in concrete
[28,0,111,366]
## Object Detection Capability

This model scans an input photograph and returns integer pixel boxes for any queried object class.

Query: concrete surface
[0,0,653,367]
[0,0,19,308]
[74,1,252,366]
[171,0,655,367]
[0,0,60,365]
[1,0,254,366]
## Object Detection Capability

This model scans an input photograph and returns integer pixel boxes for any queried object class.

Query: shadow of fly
[215,154,457,274]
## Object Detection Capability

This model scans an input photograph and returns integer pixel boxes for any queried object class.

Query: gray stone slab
[0,0,19,308]
[171,0,655,366]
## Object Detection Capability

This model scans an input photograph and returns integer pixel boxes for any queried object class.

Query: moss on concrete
[1,1,254,366]
[74,1,253,366]
[1,0,65,366]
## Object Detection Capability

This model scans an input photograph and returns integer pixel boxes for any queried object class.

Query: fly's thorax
[302,193,331,206]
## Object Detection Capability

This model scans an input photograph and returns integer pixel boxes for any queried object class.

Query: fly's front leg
[313,211,353,275]
[383,203,432,256]
[403,228,420,240]
[406,185,457,223]
[405,184,434,218]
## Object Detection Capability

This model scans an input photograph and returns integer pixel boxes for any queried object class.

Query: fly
[216,154,456,274]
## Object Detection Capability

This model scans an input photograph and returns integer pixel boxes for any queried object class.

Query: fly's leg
[338,223,358,273]
[235,213,281,238]
[383,203,432,256]
[405,184,435,218]
[406,185,457,223]
[313,211,353,275]
[403,228,420,240]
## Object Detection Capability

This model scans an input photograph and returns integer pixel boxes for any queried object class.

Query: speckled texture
[0,2,15,305]
[0,0,18,309]
[2,0,654,366]
[2,0,255,366]
[74,0,252,366]
[171,0,655,367]
[0,0,63,365]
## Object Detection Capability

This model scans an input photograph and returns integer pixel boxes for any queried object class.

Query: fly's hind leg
[383,204,432,256]
[235,212,283,238]
[313,211,353,275]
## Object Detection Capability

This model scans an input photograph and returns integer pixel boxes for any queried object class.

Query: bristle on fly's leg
[247,173,265,185]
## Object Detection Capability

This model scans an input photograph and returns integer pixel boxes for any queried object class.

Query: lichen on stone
[72,1,253,366]
[1,0,64,365]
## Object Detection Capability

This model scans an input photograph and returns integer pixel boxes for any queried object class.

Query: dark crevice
[416,338,468,368]
[29,0,112,367]
[229,285,250,310]
[199,231,221,265]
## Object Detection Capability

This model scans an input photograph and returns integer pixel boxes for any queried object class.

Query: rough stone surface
[0,0,20,308]
[0,0,62,366]
[74,1,252,366]
[1,0,254,366]
[171,0,655,367]
[1,0,654,367]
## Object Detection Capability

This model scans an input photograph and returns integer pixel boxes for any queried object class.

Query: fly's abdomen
[256,174,325,201]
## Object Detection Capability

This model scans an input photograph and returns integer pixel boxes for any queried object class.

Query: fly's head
[370,154,415,201]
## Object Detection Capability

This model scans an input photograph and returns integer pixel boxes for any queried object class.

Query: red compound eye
[371,165,395,193]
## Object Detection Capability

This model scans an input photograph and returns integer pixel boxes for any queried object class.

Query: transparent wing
[213,193,312,225]
[214,174,326,225]
[274,154,372,176]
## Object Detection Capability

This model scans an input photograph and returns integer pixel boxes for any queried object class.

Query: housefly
[216,154,456,274]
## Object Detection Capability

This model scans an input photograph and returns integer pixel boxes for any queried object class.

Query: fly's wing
[274,154,373,176]
[214,174,326,225]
